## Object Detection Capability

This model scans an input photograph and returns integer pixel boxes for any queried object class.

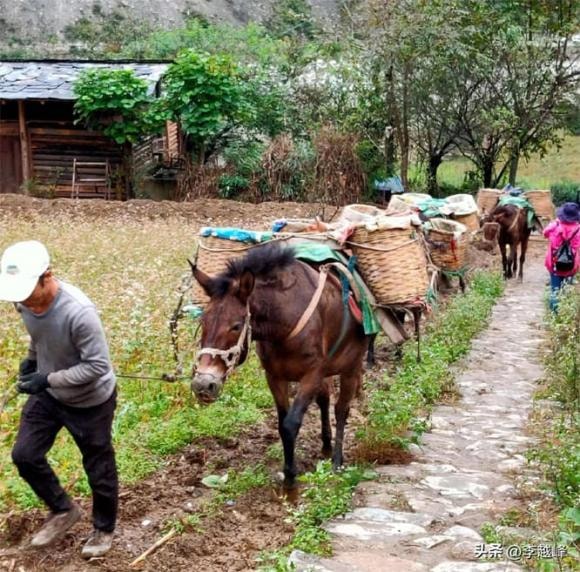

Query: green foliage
[266,0,319,41]
[73,69,163,144]
[437,170,483,197]
[560,95,580,136]
[359,271,504,450]
[121,20,289,66]
[523,286,580,570]
[528,414,580,509]
[544,288,580,406]
[218,175,250,199]
[356,139,387,194]
[528,288,580,511]
[161,51,250,160]
[551,181,580,207]
[223,141,266,178]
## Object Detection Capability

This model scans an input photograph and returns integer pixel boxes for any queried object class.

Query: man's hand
[19,358,38,377]
[17,373,49,395]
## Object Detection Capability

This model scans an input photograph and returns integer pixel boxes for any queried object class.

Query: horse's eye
[231,323,243,333]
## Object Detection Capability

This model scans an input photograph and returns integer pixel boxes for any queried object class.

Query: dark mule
[483,204,532,281]
[189,244,367,487]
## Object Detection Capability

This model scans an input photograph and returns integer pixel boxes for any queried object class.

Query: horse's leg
[366,334,376,367]
[459,275,466,293]
[333,366,361,470]
[519,234,529,282]
[511,242,518,277]
[281,370,322,486]
[265,373,292,481]
[316,379,332,458]
[499,241,508,278]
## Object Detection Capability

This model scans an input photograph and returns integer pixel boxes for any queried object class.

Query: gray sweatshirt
[19,280,116,408]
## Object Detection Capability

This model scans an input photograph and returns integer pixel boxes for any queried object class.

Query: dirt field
[0,195,527,572]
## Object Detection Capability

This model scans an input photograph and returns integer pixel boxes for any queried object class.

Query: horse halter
[196,304,252,377]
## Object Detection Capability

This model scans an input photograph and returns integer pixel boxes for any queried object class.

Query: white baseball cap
[0,241,50,302]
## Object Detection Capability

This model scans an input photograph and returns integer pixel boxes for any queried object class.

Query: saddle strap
[507,210,521,233]
[287,265,329,340]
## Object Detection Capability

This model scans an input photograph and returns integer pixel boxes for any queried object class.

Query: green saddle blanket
[292,242,380,335]
[497,195,536,229]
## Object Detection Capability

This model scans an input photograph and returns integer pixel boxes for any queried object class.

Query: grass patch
[357,271,504,456]
[437,134,580,191]
[526,288,579,570]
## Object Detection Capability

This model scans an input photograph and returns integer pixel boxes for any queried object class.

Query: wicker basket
[476,188,502,214]
[523,189,555,219]
[191,236,268,304]
[426,219,469,271]
[452,211,480,232]
[338,204,383,225]
[349,223,429,305]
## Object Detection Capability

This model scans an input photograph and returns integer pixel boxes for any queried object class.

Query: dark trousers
[11,390,118,533]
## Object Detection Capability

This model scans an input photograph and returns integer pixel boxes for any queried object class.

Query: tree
[159,51,250,165]
[455,0,580,186]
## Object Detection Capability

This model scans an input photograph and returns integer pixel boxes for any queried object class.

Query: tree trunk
[427,154,442,196]
[508,144,520,186]
[384,126,396,177]
[399,64,410,190]
[482,159,494,188]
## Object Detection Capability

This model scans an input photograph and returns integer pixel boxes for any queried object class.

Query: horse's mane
[209,243,296,297]
[492,204,519,217]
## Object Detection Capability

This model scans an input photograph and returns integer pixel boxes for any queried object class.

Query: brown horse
[189,244,367,487]
[483,204,532,281]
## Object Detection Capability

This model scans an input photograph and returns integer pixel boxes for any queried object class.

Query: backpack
[553,226,579,275]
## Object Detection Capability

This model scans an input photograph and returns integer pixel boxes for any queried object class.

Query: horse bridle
[196,303,252,377]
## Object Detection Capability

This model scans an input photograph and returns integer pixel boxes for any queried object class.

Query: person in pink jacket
[543,202,580,311]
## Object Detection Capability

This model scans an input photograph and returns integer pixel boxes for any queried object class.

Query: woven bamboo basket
[426,219,469,271]
[452,211,480,232]
[523,189,555,219]
[338,204,383,225]
[191,236,268,304]
[476,188,502,214]
[349,224,429,305]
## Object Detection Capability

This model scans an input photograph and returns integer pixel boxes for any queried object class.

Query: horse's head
[189,261,255,404]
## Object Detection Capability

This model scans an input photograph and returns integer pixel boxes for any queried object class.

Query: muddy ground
[0,195,538,572]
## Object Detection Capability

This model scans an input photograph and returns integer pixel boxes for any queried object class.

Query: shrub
[551,181,580,206]
[218,175,250,199]
[222,141,265,178]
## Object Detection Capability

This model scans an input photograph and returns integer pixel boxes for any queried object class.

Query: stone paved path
[291,262,547,572]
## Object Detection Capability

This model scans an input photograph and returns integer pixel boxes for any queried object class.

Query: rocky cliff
[0,0,342,54]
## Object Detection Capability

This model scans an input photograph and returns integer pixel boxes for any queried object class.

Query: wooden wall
[0,101,178,200]
[0,121,22,194]
[30,127,123,198]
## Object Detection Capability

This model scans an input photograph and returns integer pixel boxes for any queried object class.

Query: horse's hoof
[283,477,299,490]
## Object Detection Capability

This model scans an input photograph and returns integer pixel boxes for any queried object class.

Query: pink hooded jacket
[543,220,580,276]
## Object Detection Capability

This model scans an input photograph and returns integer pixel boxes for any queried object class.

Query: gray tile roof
[0,61,168,101]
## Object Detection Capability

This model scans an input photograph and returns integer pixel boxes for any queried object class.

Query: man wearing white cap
[0,240,117,558]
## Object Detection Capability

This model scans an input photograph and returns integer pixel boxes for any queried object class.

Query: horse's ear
[238,270,255,304]
[189,259,213,296]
